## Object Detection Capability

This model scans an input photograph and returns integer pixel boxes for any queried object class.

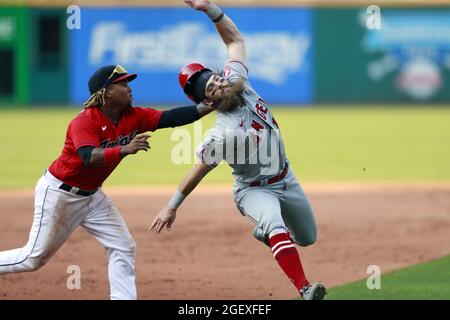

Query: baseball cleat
[300,283,327,300]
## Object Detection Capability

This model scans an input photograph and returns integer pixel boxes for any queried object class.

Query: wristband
[104,146,121,165]
[206,3,224,23]
[168,190,186,209]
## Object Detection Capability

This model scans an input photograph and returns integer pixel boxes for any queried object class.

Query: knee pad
[27,256,46,271]
[252,225,269,247]
[113,237,136,254]
[296,231,317,247]
[125,238,136,253]
[253,225,288,247]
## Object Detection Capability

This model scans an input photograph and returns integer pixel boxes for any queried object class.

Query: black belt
[59,183,97,196]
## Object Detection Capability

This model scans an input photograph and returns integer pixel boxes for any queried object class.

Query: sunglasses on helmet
[103,65,128,88]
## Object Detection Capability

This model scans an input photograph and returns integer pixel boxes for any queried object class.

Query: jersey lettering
[255,102,268,120]
[251,120,264,132]
[250,119,265,143]
[254,98,277,130]
[100,130,138,148]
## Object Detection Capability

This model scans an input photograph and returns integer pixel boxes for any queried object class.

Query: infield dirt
[0,183,449,299]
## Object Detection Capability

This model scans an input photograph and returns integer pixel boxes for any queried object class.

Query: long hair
[214,78,245,112]
[83,88,106,109]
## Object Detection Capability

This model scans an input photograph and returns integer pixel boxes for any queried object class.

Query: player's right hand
[150,205,177,234]
[121,133,151,155]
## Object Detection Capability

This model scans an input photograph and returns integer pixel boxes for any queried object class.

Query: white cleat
[300,283,327,300]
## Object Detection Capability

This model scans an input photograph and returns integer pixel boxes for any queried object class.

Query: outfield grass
[0,106,449,188]
[326,255,450,300]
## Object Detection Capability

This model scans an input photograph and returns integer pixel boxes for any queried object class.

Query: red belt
[250,164,289,187]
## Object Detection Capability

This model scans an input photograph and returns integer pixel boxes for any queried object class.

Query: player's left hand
[184,0,211,11]
[150,206,177,234]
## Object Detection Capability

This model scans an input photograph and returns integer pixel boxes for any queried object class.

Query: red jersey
[48,106,163,190]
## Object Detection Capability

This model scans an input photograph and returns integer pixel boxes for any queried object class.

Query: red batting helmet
[179,62,213,103]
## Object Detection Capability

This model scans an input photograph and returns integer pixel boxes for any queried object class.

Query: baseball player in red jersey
[151,0,326,300]
[0,65,213,299]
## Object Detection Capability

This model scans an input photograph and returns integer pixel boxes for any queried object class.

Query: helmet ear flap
[179,62,211,103]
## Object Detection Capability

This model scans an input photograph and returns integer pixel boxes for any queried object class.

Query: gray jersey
[196,61,288,187]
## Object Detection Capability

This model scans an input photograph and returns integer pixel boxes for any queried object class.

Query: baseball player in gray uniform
[151,0,326,300]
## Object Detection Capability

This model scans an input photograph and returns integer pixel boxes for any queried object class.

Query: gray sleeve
[223,60,249,82]
[195,137,219,168]
[195,126,226,168]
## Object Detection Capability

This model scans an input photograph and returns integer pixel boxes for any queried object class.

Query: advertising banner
[315,8,450,103]
[70,7,314,105]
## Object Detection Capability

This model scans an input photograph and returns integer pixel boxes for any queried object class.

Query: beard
[214,79,245,113]
[124,96,133,109]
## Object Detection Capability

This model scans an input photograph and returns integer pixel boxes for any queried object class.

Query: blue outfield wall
[69,7,314,106]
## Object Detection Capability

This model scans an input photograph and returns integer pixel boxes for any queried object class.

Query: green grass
[0,106,449,188]
[326,255,450,299]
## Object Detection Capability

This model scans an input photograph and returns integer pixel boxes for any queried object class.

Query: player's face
[204,74,232,103]
[204,74,245,112]
[107,81,133,109]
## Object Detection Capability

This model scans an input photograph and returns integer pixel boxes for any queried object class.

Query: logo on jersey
[101,125,107,131]
[100,130,138,148]
[223,65,231,79]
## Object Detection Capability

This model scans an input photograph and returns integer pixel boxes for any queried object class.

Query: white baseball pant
[0,171,137,300]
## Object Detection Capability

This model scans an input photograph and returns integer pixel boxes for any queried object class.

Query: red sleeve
[69,116,100,150]
[135,107,164,132]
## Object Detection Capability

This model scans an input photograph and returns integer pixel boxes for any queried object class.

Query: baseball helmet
[179,62,213,103]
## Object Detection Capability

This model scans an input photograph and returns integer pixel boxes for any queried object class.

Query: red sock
[269,232,309,292]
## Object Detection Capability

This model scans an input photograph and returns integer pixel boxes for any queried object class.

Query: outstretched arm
[157,103,214,129]
[150,162,214,233]
[185,0,247,65]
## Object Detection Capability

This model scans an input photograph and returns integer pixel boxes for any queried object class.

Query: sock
[269,231,309,294]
